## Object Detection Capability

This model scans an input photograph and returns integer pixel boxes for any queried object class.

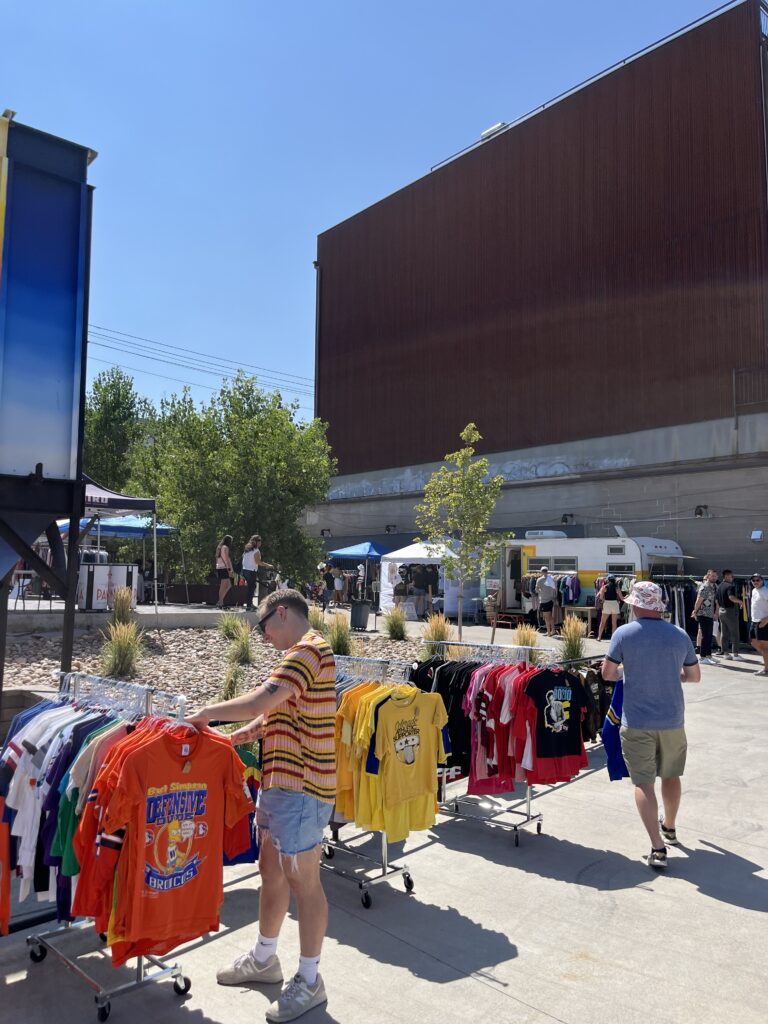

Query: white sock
[298,954,321,986]
[252,932,279,963]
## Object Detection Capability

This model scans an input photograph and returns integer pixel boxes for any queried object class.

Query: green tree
[415,423,507,639]
[83,368,153,490]
[130,373,335,584]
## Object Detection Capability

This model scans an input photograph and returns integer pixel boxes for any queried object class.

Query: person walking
[692,569,718,664]
[215,534,235,609]
[188,589,336,1021]
[716,569,744,660]
[535,567,557,637]
[596,575,625,641]
[242,534,274,611]
[749,573,768,676]
[601,581,701,869]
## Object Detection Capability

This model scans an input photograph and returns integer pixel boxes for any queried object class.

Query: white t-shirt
[751,585,768,624]
[242,548,260,572]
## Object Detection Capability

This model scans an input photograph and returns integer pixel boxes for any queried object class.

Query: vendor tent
[379,542,480,620]
[83,478,156,515]
[58,515,174,539]
[328,540,393,596]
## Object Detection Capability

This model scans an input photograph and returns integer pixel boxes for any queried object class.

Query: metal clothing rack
[432,640,559,845]
[325,655,415,907]
[26,672,192,1021]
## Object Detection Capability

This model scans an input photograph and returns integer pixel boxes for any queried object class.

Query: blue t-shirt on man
[605,618,697,730]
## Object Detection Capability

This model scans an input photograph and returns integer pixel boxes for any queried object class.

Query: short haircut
[257,588,308,620]
[706,569,717,575]
[721,569,733,576]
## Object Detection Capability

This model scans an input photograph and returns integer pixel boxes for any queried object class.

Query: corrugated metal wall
[316,1,768,475]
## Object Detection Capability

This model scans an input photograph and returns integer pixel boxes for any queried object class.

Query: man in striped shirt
[188,589,336,1022]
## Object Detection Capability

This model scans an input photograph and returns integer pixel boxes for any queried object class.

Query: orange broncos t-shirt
[102,728,252,962]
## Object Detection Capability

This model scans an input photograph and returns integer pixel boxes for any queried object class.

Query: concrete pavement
[1,648,766,1024]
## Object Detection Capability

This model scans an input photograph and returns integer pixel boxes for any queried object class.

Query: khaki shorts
[619,727,687,785]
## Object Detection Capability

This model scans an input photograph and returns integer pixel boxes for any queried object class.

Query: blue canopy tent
[327,542,392,560]
[58,515,175,539]
[327,541,393,598]
[57,512,188,607]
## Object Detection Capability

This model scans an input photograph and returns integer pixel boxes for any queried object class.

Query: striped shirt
[261,630,337,803]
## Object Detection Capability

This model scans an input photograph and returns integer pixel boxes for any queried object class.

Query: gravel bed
[3,628,425,708]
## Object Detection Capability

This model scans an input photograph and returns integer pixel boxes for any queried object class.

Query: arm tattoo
[264,681,280,695]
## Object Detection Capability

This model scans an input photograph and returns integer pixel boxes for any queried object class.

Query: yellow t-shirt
[374,691,448,811]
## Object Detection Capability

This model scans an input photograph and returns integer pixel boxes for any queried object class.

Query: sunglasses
[255,606,281,635]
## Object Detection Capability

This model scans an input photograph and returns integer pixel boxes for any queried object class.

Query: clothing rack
[433,640,558,845]
[26,671,192,1022]
[325,654,414,908]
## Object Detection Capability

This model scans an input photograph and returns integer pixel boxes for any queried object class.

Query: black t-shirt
[604,580,620,601]
[323,572,334,589]
[716,581,736,609]
[524,669,586,759]
[411,565,427,590]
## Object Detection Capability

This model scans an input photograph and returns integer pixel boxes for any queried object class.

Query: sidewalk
[1,652,766,1024]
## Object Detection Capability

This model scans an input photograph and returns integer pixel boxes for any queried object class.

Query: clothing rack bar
[28,671,192,1020]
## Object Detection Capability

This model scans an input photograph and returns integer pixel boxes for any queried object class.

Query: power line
[89,321,315,385]
[88,330,316,394]
[88,356,314,416]
[88,337,315,399]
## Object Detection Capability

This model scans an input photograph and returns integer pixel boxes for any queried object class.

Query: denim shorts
[256,787,333,860]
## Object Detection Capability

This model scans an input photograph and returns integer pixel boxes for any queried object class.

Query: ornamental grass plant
[383,606,408,641]
[101,621,144,678]
[110,586,134,626]
[513,623,540,665]
[227,621,254,665]
[217,611,243,641]
[420,613,454,659]
[326,613,354,655]
[308,606,327,634]
[560,615,587,664]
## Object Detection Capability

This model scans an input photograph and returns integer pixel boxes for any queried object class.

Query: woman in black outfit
[596,576,625,641]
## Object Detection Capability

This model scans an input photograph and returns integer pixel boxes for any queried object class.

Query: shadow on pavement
[425,821,768,912]
[218,867,518,984]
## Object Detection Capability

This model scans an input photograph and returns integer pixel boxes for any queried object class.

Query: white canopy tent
[379,542,482,619]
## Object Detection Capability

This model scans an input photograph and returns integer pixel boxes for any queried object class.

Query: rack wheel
[403,873,415,893]
[173,976,192,996]
[323,845,335,859]
[514,832,520,847]
[96,1003,111,1022]
[29,945,46,963]
[361,890,372,909]
[99,933,108,943]
[536,822,542,835]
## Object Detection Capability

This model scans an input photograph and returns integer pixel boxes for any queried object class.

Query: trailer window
[606,563,634,574]
[536,556,578,572]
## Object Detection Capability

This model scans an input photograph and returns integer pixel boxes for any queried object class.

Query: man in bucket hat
[601,581,701,868]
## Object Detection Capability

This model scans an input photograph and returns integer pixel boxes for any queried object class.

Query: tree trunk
[457,582,464,640]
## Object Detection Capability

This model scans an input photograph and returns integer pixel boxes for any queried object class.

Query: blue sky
[2,0,727,417]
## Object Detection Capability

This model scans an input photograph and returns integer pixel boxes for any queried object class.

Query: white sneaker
[732,654,744,661]
[266,973,327,1022]
[722,654,733,660]
[700,657,717,665]
[755,668,768,676]
[216,952,283,986]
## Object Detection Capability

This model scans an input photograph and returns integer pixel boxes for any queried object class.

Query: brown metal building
[316,0,768,476]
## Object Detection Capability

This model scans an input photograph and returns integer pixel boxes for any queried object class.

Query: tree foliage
[130,373,334,583]
[414,423,507,637]
[83,368,152,490]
